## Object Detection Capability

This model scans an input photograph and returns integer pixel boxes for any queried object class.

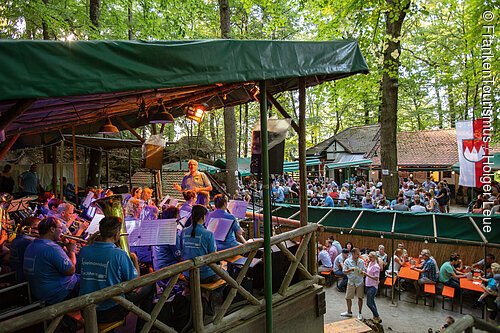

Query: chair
[422,283,436,307]
[383,276,399,299]
[200,279,227,292]
[319,269,334,287]
[441,285,455,311]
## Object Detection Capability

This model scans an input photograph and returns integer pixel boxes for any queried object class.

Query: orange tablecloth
[460,278,484,293]
[398,266,420,281]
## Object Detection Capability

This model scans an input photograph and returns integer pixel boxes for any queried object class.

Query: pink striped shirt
[365,261,380,288]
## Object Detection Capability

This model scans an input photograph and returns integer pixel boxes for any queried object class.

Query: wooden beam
[278,232,312,295]
[45,315,63,333]
[0,99,35,132]
[111,296,173,332]
[82,304,98,333]
[0,133,20,162]
[208,263,260,306]
[276,242,313,280]
[191,268,204,332]
[71,128,79,206]
[59,140,64,200]
[116,117,145,143]
[267,94,299,133]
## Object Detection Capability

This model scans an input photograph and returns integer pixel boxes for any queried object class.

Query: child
[473,262,500,308]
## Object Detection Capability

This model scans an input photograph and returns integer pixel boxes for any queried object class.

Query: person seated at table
[327,239,338,262]
[205,194,246,251]
[411,249,438,298]
[181,205,220,284]
[472,262,500,309]
[318,244,333,272]
[410,196,427,212]
[334,249,350,292]
[23,217,80,305]
[385,248,404,277]
[472,253,496,276]
[439,253,467,297]
[77,215,153,331]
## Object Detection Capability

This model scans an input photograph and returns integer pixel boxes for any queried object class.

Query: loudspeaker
[250,132,285,176]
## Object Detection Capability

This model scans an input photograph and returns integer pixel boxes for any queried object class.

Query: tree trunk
[364,100,370,125]
[435,81,443,128]
[128,1,133,40]
[244,103,249,157]
[219,0,238,195]
[379,0,410,198]
[42,0,50,40]
[448,85,456,127]
[90,0,101,31]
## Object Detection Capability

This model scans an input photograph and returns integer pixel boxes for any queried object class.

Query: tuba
[0,193,13,244]
[94,194,131,259]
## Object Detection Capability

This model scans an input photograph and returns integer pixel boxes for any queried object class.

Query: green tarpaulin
[0,39,368,101]
[214,158,251,176]
[273,204,500,246]
[282,158,322,173]
[325,159,372,169]
[163,160,220,174]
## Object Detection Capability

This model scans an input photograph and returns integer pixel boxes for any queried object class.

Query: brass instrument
[94,195,131,259]
[0,193,13,243]
[60,233,88,244]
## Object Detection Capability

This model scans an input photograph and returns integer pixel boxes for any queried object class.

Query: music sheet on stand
[206,218,233,241]
[86,213,105,235]
[127,219,177,246]
[227,200,248,219]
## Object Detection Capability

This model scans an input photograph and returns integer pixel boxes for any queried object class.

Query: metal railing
[1,223,320,333]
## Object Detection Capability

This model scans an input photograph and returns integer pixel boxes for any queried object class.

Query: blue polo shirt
[23,239,79,304]
[205,209,241,251]
[10,234,35,282]
[324,196,335,207]
[181,224,216,280]
[77,242,138,311]
[153,231,182,270]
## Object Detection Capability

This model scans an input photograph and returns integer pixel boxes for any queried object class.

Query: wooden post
[105,151,110,188]
[0,99,35,132]
[52,145,58,196]
[298,78,313,272]
[116,117,145,143]
[191,268,204,332]
[82,304,98,332]
[45,315,63,333]
[0,133,20,162]
[59,140,64,200]
[128,147,132,191]
[72,128,79,206]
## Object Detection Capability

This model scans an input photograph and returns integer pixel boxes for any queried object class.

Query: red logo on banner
[462,139,486,163]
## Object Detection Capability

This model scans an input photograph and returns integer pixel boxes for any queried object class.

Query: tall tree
[90,0,101,31]
[380,0,410,197]
[219,0,238,195]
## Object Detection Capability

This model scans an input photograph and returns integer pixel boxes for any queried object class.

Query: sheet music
[227,200,248,219]
[82,192,94,208]
[159,195,170,207]
[168,199,178,207]
[206,218,233,241]
[86,213,105,235]
[6,197,34,213]
[127,219,177,246]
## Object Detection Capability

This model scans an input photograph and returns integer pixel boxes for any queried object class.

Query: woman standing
[425,192,440,213]
[363,252,381,323]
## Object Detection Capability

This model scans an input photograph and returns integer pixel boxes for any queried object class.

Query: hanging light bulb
[340,229,344,235]
[185,104,207,123]
[424,239,428,244]
[380,234,384,239]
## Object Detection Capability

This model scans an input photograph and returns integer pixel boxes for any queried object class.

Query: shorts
[345,284,364,299]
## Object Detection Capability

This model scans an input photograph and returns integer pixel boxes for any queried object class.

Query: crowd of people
[317,236,500,324]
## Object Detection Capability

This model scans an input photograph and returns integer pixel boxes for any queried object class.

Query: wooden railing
[1,223,320,333]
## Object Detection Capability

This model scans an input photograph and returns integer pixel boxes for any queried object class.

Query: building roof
[371,128,458,168]
[306,124,380,156]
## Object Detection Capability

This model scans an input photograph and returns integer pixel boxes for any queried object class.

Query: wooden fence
[1,223,320,333]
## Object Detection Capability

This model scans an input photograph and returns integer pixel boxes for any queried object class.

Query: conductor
[173,159,213,193]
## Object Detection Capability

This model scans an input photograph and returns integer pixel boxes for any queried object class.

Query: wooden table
[397,266,421,303]
[324,319,372,333]
[459,277,484,318]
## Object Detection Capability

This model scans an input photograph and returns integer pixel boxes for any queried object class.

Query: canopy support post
[128,148,132,192]
[72,128,79,206]
[105,151,110,188]
[59,140,64,200]
[390,212,397,305]
[0,133,20,162]
[0,99,35,132]
[52,145,58,196]
[259,80,273,333]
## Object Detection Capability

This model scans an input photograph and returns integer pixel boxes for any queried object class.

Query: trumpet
[60,233,88,244]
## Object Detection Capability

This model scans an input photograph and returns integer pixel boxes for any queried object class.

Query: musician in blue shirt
[10,217,40,282]
[23,217,79,305]
[77,216,153,329]
[205,195,246,251]
[181,205,220,283]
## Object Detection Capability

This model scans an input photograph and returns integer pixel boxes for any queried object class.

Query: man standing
[174,159,212,193]
[77,216,153,330]
[422,177,437,192]
[23,217,79,305]
[341,248,366,319]
[19,164,41,196]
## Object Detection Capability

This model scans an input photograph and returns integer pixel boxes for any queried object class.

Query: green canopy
[282,158,322,173]
[163,160,220,174]
[213,157,251,176]
[325,159,372,169]
[273,204,500,246]
[0,39,369,147]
